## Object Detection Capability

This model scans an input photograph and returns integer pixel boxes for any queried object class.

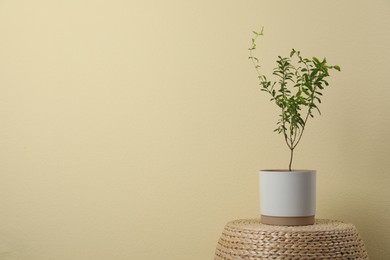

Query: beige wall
[1,0,389,259]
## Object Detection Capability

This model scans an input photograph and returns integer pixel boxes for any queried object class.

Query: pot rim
[260,169,316,173]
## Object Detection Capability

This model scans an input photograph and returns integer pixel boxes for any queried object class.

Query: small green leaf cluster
[249,28,340,170]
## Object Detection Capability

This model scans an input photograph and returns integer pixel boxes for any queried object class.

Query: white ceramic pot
[259,170,316,226]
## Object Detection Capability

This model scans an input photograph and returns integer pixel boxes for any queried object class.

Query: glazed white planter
[259,170,316,226]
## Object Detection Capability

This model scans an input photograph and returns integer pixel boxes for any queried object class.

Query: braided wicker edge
[215,219,368,260]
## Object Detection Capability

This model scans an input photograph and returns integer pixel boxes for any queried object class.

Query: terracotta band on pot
[261,215,315,226]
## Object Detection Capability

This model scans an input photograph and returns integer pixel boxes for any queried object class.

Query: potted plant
[248,28,340,225]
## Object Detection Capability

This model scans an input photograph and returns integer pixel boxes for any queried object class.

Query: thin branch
[292,85,317,150]
[289,148,293,171]
[292,125,300,146]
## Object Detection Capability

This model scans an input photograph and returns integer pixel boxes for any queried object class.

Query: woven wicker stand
[215,219,368,259]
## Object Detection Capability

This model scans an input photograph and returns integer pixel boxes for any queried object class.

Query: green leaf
[312,57,320,65]
[333,65,341,71]
[323,80,329,86]
[290,49,296,57]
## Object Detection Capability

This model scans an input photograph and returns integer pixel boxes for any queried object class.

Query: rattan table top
[215,218,368,260]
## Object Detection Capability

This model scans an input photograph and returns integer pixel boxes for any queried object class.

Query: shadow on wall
[0,232,19,260]
[326,193,389,258]
[329,108,390,258]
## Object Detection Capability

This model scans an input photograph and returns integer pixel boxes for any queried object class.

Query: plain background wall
[1,0,389,259]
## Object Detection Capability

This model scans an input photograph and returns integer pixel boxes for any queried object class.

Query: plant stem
[289,148,294,171]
